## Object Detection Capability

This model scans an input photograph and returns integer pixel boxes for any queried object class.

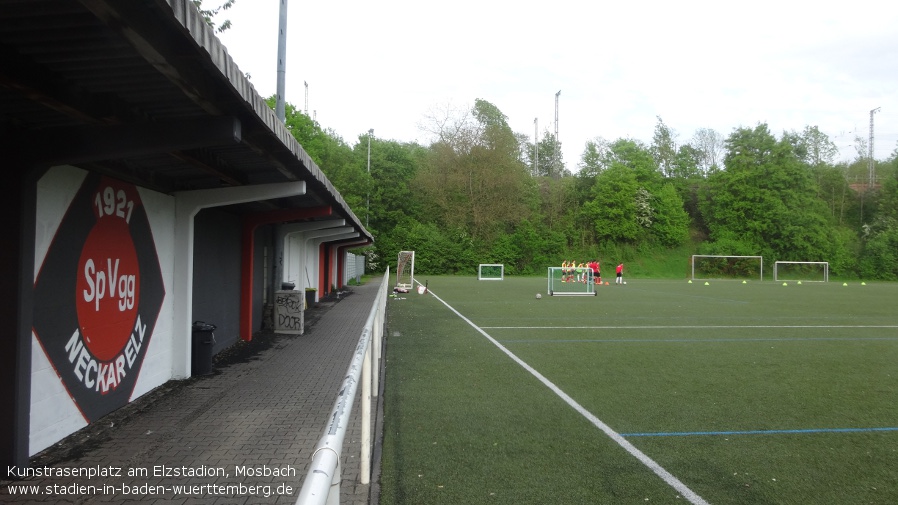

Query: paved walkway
[2,282,382,504]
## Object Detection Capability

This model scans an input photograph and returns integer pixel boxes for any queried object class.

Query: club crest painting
[33,173,165,422]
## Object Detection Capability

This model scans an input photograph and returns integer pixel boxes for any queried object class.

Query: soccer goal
[547,267,596,296]
[396,251,415,290]
[774,261,829,282]
[478,264,504,280]
[691,255,764,281]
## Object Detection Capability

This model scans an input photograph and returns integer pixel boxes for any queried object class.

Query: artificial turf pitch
[379,276,898,504]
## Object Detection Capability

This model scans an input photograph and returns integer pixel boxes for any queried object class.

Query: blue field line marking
[622,427,898,437]
[499,336,898,344]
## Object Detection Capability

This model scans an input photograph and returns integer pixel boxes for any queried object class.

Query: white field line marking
[482,325,898,330]
[425,288,711,505]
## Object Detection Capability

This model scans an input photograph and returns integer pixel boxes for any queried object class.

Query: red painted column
[240,206,332,341]
[318,242,327,295]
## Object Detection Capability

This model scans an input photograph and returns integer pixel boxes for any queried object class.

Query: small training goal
[773,261,829,282]
[547,267,596,296]
[691,255,764,281]
[478,264,504,280]
[396,251,415,290]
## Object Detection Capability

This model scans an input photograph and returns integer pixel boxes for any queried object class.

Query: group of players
[561,260,625,284]
[561,260,601,283]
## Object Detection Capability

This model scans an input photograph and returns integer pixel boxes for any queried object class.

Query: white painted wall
[31,166,90,454]
[130,186,176,400]
[30,166,176,455]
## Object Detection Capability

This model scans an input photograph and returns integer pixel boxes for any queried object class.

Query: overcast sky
[215,0,898,171]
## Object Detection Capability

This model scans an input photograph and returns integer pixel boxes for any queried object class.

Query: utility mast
[304,81,309,115]
[554,90,560,175]
[869,107,880,187]
[275,0,288,122]
[534,117,539,176]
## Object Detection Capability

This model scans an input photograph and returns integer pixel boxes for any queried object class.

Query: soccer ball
[535,293,542,299]
[623,281,627,285]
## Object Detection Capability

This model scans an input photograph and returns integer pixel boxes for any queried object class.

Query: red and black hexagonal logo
[33,172,165,423]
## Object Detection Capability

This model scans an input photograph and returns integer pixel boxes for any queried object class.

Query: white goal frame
[478,264,505,280]
[773,261,829,282]
[547,267,596,296]
[691,255,764,281]
[396,251,414,289]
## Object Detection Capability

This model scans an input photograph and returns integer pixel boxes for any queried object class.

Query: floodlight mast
[554,90,560,175]
[533,117,539,176]
[367,129,373,227]
[275,0,288,122]
[869,107,881,187]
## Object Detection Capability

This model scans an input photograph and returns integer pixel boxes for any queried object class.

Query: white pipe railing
[295,268,389,505]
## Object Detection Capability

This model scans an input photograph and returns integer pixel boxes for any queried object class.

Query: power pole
[533,117,539,176]
[554,90,561,175]
[869,107,880,187]
[304,81,309,116]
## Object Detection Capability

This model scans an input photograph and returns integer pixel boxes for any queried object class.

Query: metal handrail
[295,268,389,505]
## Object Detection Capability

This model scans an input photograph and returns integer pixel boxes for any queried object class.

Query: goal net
[774,261,829,282]
[691,255,763,281]
[478,264,504,280]
[547,267,596,296]
[396,251,414,290]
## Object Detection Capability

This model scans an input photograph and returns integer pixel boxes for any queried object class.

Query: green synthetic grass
[379,277,898,504]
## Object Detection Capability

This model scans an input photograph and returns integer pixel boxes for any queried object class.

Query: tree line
[270,98,898,280]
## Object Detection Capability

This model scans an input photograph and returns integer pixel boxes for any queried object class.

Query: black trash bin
[191,321,216,376]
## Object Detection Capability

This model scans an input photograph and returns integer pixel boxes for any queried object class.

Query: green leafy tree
[671,144,703,180]
[193,0,235,32]
[878,153,898,215]
[701,124,833,261]
[828,226,862,277]
[414,99,531,243]
[858,226,898,280]
[377,219,475,275]
[651,183,690,246]
[574,138,610,212]
[853,134,868,163]
[578,137,608,178]
[531,132,566,178]
[515,132,533,172]
[859,161,898,279]
[635,187,653,228]
[268,98,348,169]
[604,139,663,192]
[582,164,640,243]
[666,144,707,229]
[358,137,425,235]
[651,116,678,177]
[813,165,855,225]
[691,127,724,173]
[798,125,839,167]
[490,219,566,275]
[267,98,374,217]
[536,176,577,235]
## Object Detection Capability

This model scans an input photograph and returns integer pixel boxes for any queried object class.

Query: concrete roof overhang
[1,0,371,241]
